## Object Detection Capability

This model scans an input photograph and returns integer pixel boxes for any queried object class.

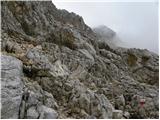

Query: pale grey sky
[53,1,159,54]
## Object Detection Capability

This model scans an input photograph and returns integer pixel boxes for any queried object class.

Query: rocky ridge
[93,25,128,48]
[1,1,159,119]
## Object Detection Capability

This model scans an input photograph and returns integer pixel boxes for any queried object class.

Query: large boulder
[1,55,24,119]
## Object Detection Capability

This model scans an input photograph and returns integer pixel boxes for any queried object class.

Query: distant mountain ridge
[93,25,128,49]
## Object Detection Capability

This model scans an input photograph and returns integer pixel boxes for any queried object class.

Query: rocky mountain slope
[1,1,159,119]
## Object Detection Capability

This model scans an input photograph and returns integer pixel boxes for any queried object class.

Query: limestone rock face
[1,1,159,119]
[1,55,23,119]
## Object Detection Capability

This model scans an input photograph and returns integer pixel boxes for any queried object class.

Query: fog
[53,1,159,54]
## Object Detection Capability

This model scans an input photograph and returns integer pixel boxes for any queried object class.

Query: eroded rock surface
[1,55,23,119]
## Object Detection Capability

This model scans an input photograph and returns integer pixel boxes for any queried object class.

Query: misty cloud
[53,1,159,54]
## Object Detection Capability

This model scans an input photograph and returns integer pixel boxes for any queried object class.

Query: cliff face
[1,1,159,119]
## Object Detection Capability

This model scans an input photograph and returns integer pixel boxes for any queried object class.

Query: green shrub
[141,56,150,64]
[47,29,76,50]
[62,30,75,50]
[21,20,35,36]
[127,53,137,66]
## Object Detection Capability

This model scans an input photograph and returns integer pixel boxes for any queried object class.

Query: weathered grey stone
[43,91,58,109]
[123,111,130,118]
[26,107,39,119]
[115,95,125,110]
[38,105,58,119]
[112,110,123,119]
[98,94,114,118]
[79,49,94,61]
[26,47,52,70]
[50,60,69,77]
[1,55,24,119]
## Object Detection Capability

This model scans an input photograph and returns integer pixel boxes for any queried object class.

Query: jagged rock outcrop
[93,25,127,49]
[1,1,159,119]
[93,25,116,39]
